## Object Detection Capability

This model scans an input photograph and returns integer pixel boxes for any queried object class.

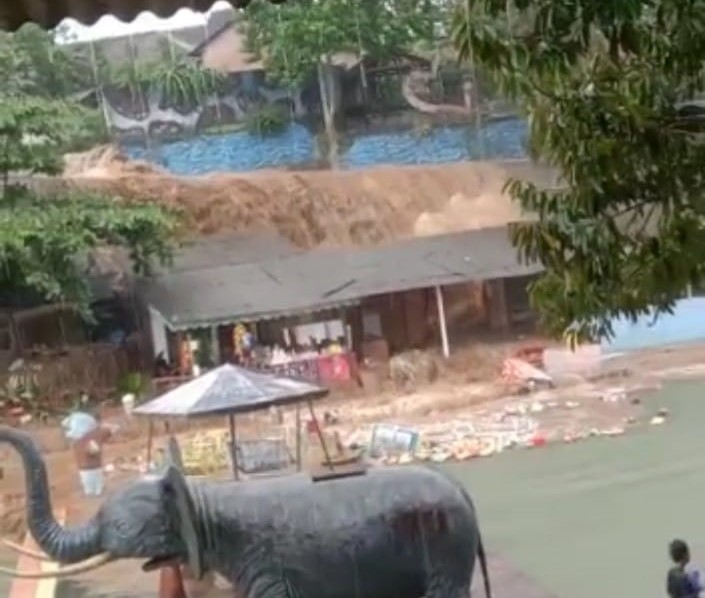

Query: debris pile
[337,384,670,466]
[389,350,439,393]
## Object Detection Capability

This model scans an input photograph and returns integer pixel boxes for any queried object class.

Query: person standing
[668,539,702,598]
[74,422,113,496]
[62,410,115,497]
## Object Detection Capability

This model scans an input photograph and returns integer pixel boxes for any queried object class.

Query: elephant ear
[163,465,204,580]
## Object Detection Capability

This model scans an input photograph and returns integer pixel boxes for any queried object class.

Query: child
[668,539,702,598]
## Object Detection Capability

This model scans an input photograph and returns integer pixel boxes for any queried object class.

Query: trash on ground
[601,387,627,403]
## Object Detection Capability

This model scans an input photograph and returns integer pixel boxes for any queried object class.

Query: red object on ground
[530,434,547,447]
[513,344,546,368]
[317,353,352,383]
[159,565,186,598]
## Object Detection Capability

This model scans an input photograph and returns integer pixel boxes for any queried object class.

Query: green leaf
[453,0,705,343]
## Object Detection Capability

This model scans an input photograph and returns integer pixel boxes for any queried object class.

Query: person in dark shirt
[668,539,702,598]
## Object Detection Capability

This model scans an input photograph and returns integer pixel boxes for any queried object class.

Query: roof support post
[210,325,221,365]
[434,285,450,359]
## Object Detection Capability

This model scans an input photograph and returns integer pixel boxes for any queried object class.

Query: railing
[150,352,359,395]
[257,352,358,386]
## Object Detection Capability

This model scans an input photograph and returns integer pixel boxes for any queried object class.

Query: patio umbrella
[133,363,328,417]
[133,364,331,478]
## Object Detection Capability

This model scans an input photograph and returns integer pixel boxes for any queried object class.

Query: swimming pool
[343,117,527,168]
[122,118,528,175]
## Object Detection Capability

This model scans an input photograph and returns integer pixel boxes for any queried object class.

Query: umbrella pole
[307,399,334,471]
[295,402,302,471]
[146,419,154,468]
[228,414,239,480]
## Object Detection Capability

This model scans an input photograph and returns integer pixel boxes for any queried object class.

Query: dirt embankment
[62,146,557,248]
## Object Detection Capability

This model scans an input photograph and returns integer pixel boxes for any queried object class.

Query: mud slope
[63,146,558,249]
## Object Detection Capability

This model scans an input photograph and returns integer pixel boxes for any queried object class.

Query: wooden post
[487,278,510,332]
[307,398,334,470]
[434,285,450,359]
[146,419,154,467]
[295,402,302,471]
[210,325,220,365]
[229,414,239,480]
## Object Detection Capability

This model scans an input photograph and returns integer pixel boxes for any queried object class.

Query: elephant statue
[0,426,491,598]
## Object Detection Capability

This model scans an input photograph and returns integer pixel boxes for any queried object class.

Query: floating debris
[601,387,627,403]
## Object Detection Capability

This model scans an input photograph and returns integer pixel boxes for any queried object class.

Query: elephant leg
[241,573,301,598]
[425,586,470,598]
[424,567,471,598]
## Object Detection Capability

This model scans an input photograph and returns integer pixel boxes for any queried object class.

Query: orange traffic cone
[159,565,186,598]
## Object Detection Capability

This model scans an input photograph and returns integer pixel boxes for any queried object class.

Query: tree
[0,24,99,99]
[0,24,109,150]
[246,0,440,87]
[108,39,227,113]
[0,28,177,336]
[452,0,705,344]
[244,0,443,159]
[0,94,177,354]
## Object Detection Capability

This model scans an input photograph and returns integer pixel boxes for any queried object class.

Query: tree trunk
[5,309,22,359]
[317,59,341,168]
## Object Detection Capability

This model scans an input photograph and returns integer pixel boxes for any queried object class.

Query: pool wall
[601,297,705,353]
[123,118,528,175]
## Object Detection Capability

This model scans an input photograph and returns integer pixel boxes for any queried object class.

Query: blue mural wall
[122,118,528,175]
[601,298,705,353]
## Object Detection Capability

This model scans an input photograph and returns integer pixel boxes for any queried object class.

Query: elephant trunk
[0,426,101,563]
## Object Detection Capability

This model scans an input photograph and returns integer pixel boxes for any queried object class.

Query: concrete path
[472,552,556,597]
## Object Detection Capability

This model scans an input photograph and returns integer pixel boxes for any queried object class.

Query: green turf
[446,378,705,598]
[8,379,705,597]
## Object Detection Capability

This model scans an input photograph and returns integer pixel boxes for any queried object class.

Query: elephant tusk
[0,552,113,578]
[1,538,52,560]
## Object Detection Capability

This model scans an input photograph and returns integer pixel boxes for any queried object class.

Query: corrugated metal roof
[0,0,283,32]
[169,232,299,272]
[141,226,542,330]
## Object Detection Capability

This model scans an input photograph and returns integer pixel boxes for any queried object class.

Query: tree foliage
[244,0,443,87]
[0,90,176,322]
[0,92,177,316]
[452,0,705,343]
[0,24,98,99]
[108,40,227,111]
[0,24,109,150]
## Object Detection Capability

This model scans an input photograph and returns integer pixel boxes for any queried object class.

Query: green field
[449,378,705,598]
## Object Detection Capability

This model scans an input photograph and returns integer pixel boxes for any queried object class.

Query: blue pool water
[123,118,528,175]
[344,118,528,168]
[124,123,317,175]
